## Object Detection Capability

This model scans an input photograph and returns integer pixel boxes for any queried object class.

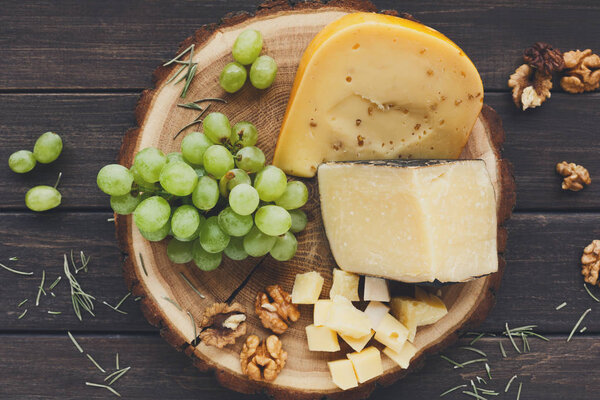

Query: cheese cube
[390,298,418,342]
[363,276,390,302]
[329,269,360,301]
[305,324,340,352]
[347,347,383,383]
[374,313,409,353]
[340,330,374,352]
[383,341,418,369]
[291,271,324,304]
[414,287,448,324]
[313,299,333,327]
[364,301,390,328]
[328,359,358,390]
[324,295,372,339]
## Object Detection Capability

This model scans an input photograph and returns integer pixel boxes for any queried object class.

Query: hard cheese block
[318,160,497,283]
[273,12,484,177]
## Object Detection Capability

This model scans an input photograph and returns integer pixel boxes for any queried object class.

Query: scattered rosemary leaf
[462,390,488,400]
[17,309,28,319]
[163,44,194,66]
[50,292,56,298]
[470,379,477,395]
[470,332,485,345]
[17,299,28,307]
[505,323,521,354]
[517,382,523,400]
[47,310,62,315]
[507,325,537,332]
[580,326,587,333]
[115,292,131,309]
[440,355,463,368]
[73,250,90,274]
[505,375,517,392]
[166,64,187,85]
[115,353,119,370]
[102,301,128,315]
[460,346,487,357]
[524,331,549,341]
[522,333,530,353]
[584,283,600,302]
[476,376,487,385]
[107,217,115,222]
[9,257,18,261]
[139,253,148,276]
[64,254,96,320]
[440,384,467,397]
[555,301,567,310]
[478,388,498,395]
[48,276,61,291]
[162,296,182,311]
[188,97,227,105]
[134,296,142,302]
[499,341,507,358]
[108,366,131,386]
[485,363,492,379]
[567,308,591,342]
[68,331,84,353]
[35,270,46,306]
[180,272,205,299]
[0,263,33,276]
[454,358,488,369]
[85,382,121,397]
[86,353,106,373]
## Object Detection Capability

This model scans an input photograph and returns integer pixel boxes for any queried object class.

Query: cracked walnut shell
[556,161,591,191]
[508,64,552,110]
[582,240,600,286]
[255,285,300,334]
[523,42,564,74]
[561,49,600,93]
[199,302,247,349]
[240,334,287,382]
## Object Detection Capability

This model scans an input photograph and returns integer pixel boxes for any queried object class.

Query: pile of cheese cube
[290,269,448,390]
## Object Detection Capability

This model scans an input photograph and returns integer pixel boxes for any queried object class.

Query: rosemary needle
[9,257,18,261]
[115,292,131,309]
[35,270,46,306]
[115,353,119,370]
[17,299,28,307]
[505,375,518,392]
[470,332,485,345]
[454,358,487,368]
[476,376,487,385]
[64,255,95,320]
[139,253,148,276]
[162,296,182,311]
[580,326,587,333]
[584,283,600,302]
[567,308,591,342]
[107,367,131,385]
[17,309,28,319]
[68,331,84,353]
[505,323,521,354]
[180,272,205,299]
[555,301,567,310]
[86,353,106,373]
[462,390,488,400]
[47,311,62,315]
[440,355,463,368]
[85,382,121,397]
[460,346,487,357]
[517,382,523,400]
[48,276,61,290]
[499,341,507,358]
[102,301,128,315]
[485,363,492,379]
[440,384,467,396]
[0,263,33,276]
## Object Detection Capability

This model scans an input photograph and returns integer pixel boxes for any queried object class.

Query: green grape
[173,215,204,242]
[131,165,156,190]
[255,205,291,236]
[110,192,142,215]
[199,216,230,253]
[33,132,63,164]
[133,196,171,233]
[249,56,277,89]
[171,205,201,239]
[224,236,248,261]
[218,207,253,237]
[275,181,308,210]
[192,240,222,271]
[9,150,36,173]
[25,186,61,212]
[202,112,231,144]
[235,146,265,173]
[230,121,258,148]
[243,225,276,257]
[167,238,194,264]
[219,168,251,197]
[159,161,198,196]
[219,62,247,93]
[203,145,234,179]
[133,147,167,183]
[253,165,287,201]
[270,231,298,261]
[228,183,259,216]
[192,176,219,210]
[166,152,185,164]
[181,131,213,165]
[97,164,134,196]
[289,209,308,233]
[232,29,263,65]
[139,219,170,242]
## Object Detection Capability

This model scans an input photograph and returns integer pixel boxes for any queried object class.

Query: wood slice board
[115,1,516,398]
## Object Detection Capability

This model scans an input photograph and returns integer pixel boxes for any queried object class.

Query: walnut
[199,302,247,348]
[560,49,600,93]
[556,161,591,191]
[255,285,300,334]
[240,334,287,382]
[508,64,552,110]
[523,42,564,74]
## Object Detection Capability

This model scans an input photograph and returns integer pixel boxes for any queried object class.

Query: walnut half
[556,161,591,191]
[582,240,600,286]
[240,334,287,382]
[561,49,600,93]
[255,285,300,334]
[199,302,247,348]
[508,64,552,110]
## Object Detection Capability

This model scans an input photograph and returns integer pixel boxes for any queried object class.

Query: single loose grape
[139,219,171,242]
[232,29,263,65]
[202,112,231,144]
[249,55,277,89]
[192,240,222,271]
[25,186,61,212]
[243,225,276,257]
[218,207,253,237]
[235,146,265,173]
[219,169,251,197]
[228,183,259,216]
[275,181,309,210]
[230,121,258,148]
[8,150,36,173]
[159,161,198,196]
[133,147,167,183]
[181,131,213,165]
[33,132,63,164]
[255,205,291,236]
[133,196,171,233]
[270,231,298,261]
[192,176,219,210]
[167,238,194,264]
[219,62,247,93]
[110,192,142,215]
[289,209,308,233]
[97,164,134,196]
[131,165,156,190]
[171,205,201,240]
[224,236,248,261]
[203,145,234,179]
[199,216,230,254]
[253,165,287,201]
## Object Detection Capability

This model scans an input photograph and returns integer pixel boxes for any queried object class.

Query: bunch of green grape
[96,113,308,271]
[219,29,278,93]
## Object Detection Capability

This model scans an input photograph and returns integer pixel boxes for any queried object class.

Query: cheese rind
[325,295,372,339]
[347,347,384,383]
[329,269,360,301]
[363,276,390,302]
[291,271,324,304]
[318,160,497,283]
[306,324,341,352]
[274,12,484,177]
[328,359,358,390]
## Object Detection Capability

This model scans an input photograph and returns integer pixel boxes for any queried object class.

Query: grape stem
[53,172,63,189]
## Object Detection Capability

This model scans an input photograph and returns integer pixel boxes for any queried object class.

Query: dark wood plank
[2,93,600,211]
[2,0,600,90]
[0,334,594,399]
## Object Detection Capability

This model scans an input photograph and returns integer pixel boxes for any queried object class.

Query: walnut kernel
[582,240,600,286]
[561,49,600,93]
[199,302,247,348]
[508,64,552,110]
[240,334,287,382]
[255,285,300,334]
[556,161,591,191]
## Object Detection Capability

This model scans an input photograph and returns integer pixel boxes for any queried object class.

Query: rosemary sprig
[86,353,106,373]
[505,375,517,392]
[17,309,28,319]
[584,283,599,302]
[35,270,47,306]
[440,384,466,396]
[567,308,591,342]
[180,272,205,299]
[85,382,121,397]
[17,299,28,307]
[0,263,33,275]
[139,253,148,276]
[163,44,197,98]
[68,331,84,353]
[64,254,96,320]
[172,105,209,140]
[555,301,567,310]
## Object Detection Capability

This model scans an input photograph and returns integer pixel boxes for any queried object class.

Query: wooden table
[1,1,599,398]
